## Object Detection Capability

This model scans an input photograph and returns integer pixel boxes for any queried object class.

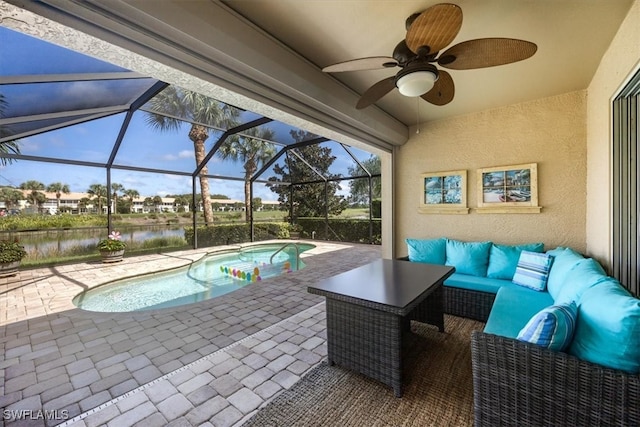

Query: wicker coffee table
[308,259,454,397]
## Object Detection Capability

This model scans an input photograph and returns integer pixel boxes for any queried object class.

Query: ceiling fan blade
[438,38,537,70]
[322,57,398,73]
[406,4,462,55]
[421,70,455,106]
[356,77,396,109]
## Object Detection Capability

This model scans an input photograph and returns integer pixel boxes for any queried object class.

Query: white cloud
[178,150,193,158]
[18,138,40,153]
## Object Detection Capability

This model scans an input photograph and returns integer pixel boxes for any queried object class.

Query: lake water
[5,225,187,255]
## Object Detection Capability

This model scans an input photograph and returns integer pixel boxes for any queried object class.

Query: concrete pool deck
[0,241,381,426]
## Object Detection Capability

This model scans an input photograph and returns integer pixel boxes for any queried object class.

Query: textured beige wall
[395,91,587,257]
[586,0,640,265]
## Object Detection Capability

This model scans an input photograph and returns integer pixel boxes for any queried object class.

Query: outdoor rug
[243,315,484,427]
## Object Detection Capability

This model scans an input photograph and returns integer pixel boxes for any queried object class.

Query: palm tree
[144,86,240,225]
[78,197,90,213]
[26,191,47,213]
[19,181,46,213]
[0,94,21,165]
[143,197,154,213]
[173,195,189,212]
[19,180,45,191]
[152,195,163,212]
[124,189,140,213]
[87,184,108,214]
[0,187,24,211]
[217,127,276,223]
[111,183,124,214]
[46,182,70,214]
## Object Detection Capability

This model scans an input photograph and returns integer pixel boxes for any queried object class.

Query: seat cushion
[512,251,554,291]
[406,238,446,264]
[486,242,544,280]
[568,281,640,373]
[445,239,492,277]
[444,273,513,294]
[516,302,577,351]
[484,286,554,339]
[545,247,584,300]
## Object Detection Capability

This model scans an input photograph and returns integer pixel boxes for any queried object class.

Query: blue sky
[1,27,376,201]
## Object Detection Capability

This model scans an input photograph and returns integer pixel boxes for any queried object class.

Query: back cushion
[546,247,584,300]
[406,238,446,264]
[554,258,610,304]
[445,239,492,277]
[486,242,544,280]
[568,281,640,373]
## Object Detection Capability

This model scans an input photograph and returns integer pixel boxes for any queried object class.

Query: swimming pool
[73,242,315,312]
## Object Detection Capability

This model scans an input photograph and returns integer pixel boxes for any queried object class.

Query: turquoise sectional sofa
[403,237,640,426]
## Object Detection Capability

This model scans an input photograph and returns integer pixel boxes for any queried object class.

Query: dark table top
[308,259,454,310]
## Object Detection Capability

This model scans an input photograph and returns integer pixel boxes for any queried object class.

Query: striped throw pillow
[512,251,554,291]
[517,302,578,351]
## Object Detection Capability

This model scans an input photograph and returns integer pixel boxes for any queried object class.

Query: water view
[6,225,188,260]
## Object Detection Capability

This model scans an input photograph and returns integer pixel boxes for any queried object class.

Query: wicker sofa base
[471,331,640,426]
[443,285,495,322]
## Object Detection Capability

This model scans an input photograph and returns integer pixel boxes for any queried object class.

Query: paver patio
[0,241,381,426]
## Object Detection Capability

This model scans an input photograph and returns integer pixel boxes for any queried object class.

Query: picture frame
[476,163,541,213]
[418,169,469,214]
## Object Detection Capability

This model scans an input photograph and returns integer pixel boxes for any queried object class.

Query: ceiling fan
[322,3,537,109]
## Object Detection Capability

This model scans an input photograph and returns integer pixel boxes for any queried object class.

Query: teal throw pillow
[406,238,446,264]
[486,243,544,280]
[568,281,640,373]
[445,239,492,277]
[512,251,554,291]
[545,247,584,300]
[517,301,577,351]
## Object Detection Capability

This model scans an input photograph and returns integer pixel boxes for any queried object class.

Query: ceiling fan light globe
[396,70,438,97]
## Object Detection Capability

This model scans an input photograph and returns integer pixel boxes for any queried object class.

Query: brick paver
[0,241,381,426]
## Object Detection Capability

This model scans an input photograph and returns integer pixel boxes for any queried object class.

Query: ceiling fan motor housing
[395,62,439,97]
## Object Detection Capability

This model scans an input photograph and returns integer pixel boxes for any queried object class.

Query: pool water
[73,243,315,312]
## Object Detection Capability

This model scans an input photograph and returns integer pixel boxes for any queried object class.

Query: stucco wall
[395,90,587,257]
[586,0,640,265]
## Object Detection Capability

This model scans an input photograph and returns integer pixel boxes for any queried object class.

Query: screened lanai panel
[250,120,320,146]
[114,111,224,173]
[0,158,106,211]
[110,169,193,214]
[0,26,129,75]
[253,182,283,209]
[208,136,281,180]
[10,113,126,163]
[346,146,381,174]
[1,113,100,141]
[315,141,366,178]
[140,86,251,132]
[1,79,157,120]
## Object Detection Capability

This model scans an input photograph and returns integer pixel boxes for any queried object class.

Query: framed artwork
[476,163,541,213]
[419,170,469,214]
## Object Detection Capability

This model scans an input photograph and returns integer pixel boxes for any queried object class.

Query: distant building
[1,190,280,214]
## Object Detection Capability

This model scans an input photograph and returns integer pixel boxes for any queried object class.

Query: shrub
[297,217,381,244]
[0,240,27,263]
[184,222,289,247]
